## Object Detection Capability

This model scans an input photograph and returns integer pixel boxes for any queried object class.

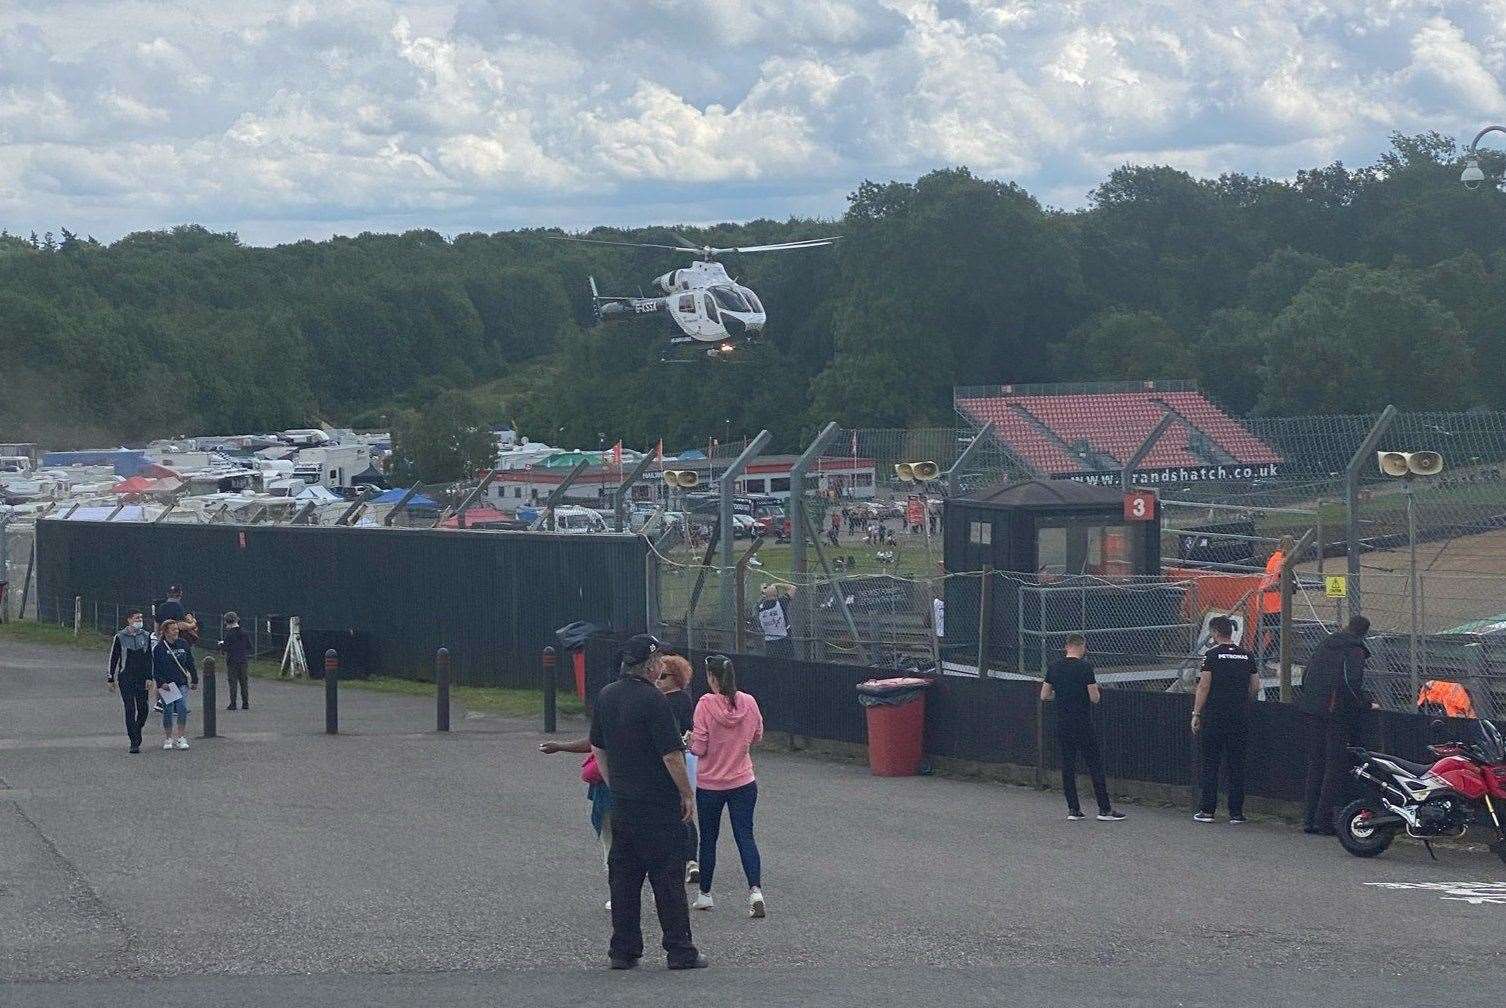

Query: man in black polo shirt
[590,634,706,971]
[1191,616,1260,823]
[1041,634,1125,822]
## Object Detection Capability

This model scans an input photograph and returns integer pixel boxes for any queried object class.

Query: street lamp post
[1460,125,1506,188]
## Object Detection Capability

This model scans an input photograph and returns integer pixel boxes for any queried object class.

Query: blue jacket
[152,639,196,688]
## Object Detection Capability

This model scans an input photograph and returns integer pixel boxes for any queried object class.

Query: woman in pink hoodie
[689,654,767,918]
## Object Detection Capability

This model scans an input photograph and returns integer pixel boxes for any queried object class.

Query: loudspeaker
[1378,451,1445,477]
[894,462,915,482]
[1377,451,1411,477]
[1407,451,1444,476]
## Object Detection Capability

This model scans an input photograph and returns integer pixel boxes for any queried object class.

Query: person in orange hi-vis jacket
[1417,679,1477,719]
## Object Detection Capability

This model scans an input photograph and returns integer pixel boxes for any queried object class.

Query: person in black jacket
[1300,615,1376,834]
[217,612,252,711]
[656,654,699,884]
[106,611,155,753]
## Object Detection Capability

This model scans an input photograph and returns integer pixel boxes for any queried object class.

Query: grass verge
[0,619,582,722]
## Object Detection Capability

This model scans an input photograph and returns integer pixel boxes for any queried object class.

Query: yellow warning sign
[1325,575,1348,598]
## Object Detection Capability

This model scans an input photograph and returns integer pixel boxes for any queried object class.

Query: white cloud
[0,0,1501,242]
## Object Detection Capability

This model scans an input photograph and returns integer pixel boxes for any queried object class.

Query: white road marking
[1366,882,1506,905]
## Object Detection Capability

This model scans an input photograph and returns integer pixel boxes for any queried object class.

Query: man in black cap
[590,634,706,971]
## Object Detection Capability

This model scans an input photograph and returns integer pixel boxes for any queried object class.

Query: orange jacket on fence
[1260,550,1286,615]
[1417,680,1477,719]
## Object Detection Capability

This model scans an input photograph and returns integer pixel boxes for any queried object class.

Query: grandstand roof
[955,382,1282,480]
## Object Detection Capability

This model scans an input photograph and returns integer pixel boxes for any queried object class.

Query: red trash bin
[572,650,587,701]
[857,676,932,777]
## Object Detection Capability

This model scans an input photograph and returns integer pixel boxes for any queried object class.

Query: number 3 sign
[1123,490,1156,522]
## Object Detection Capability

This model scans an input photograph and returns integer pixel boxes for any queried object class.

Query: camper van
[530,506,610,534]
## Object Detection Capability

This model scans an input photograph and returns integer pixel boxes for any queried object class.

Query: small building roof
[957,478,1127,509]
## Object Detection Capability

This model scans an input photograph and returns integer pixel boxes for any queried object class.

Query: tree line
[3,132,1504,454]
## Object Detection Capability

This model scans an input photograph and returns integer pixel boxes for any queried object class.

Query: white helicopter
[552,232,839,359]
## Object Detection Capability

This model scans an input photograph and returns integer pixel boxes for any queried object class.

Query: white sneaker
[691,892,714,911]
[685,861,700,885]
[163,739,174,750]
[175,737,189,750]
[749,888,766,919]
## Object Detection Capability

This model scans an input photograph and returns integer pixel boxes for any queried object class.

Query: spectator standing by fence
[1041,634,1125,822]
[1191,616,1259,823]
[757,583,794,659]
[153,584,186,629]
[589,634,705,971]
[217,612,252,711]
[106,610,154,754]
[152,621,195,750]
[1300,615,1375,835]
[690,654,766,918]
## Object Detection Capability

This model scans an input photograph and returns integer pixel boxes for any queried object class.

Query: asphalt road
[2,639,1502,1006]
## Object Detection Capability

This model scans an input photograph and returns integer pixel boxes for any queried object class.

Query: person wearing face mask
[107,611,156,754]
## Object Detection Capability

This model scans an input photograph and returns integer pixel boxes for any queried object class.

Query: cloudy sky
[2,0,1503,245]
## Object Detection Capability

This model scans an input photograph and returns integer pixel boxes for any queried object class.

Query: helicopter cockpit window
[677,294,695,313]
[702,294,720,324]
[742,289,763,314]
[708,286,750,313]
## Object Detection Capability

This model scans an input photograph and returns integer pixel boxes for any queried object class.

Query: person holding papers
[152,621,196,750]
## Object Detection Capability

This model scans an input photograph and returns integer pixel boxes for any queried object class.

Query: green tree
[1258,265,1475,414]
[1050,309,1195,382]
[389,391,497,485]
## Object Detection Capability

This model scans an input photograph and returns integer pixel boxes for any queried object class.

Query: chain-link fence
[1,518,37,620]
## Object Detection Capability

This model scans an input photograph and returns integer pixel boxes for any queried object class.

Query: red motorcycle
[1337,719,1506,864]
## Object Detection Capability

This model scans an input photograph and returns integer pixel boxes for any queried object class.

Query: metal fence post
[718,430,772,632]
[201,656,217,738]
[790,422,841,660]
[542,646,557,734]
[324,649,339,734]
[436,647,450,732]
[977,566,993,678]
[1279,529,1314,703]
[1344,405,1397,615]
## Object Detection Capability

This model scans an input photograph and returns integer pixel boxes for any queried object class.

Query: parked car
[529,506,609,534]
[730,514,758,539]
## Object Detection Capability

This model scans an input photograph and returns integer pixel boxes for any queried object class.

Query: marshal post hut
[942,479,1168,674]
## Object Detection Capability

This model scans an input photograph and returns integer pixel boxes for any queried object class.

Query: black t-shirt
[1200,643,1256,726]
[589,672,684,810]
[155,598,186,624]
[665,689,694,735]
[1045,656,1096,722]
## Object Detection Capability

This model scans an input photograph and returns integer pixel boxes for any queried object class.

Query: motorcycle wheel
[1337,799,1397,858]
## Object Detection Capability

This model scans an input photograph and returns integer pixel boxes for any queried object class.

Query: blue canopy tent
[372,488,439,509]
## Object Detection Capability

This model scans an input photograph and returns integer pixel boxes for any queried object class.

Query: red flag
[612,440,622,466]
[656,439,664,462]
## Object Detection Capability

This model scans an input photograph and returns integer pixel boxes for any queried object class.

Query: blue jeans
[696,781,760,893]
[161,695,189,730]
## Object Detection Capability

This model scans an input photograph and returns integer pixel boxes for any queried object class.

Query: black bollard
[542,646,557,734]
[436,647,451,733]
[324,649,339,735]
[201,655,217,739]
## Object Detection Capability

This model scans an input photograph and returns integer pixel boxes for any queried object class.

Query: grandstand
[954,381,1283,486]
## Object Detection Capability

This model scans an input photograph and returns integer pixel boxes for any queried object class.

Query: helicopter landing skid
[658,337,739,364]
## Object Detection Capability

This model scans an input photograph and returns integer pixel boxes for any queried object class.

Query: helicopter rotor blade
[549,236,693,253]
[709,237,842,254]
